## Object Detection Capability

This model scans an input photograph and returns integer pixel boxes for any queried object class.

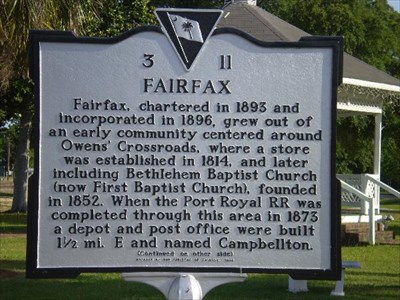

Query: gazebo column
[374,113,382,176]
[373,113,382,214]
[361,112,382,216]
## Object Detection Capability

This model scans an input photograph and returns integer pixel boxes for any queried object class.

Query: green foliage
[84,0,225,38]
[335,143,353,174]
[336,101,400,189]
[0,78,34,127]
[336,115,374,173]
[84,0,158,37]
[381,100,400,188]
[0,0,107,212]
[0,78,34,176]
[259,0,400,79]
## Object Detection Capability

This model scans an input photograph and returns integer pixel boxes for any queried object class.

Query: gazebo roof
[218,2,400,94]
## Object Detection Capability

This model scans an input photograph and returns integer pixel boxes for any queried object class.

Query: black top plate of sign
[27,10,342,280]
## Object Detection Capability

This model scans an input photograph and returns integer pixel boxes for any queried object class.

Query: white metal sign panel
[28,14,341,279]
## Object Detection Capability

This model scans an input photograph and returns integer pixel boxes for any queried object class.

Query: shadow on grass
[0,192,13,197]
[0,212,27,223]
[0,259,26,271]
[0,226,27,234]
[0,274,165,300]
[387,223,400,236]
[0,212,27,233]
[349,269,400,277]
[343,283,400,300]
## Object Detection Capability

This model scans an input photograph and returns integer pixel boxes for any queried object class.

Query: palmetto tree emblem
[160,10,222,69]
[182,21,194,39]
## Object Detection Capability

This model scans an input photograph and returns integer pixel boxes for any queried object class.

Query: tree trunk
[11,109,32,212]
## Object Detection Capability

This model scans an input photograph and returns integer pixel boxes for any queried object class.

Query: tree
[0,0,166,212]
[0,0,103,212]
[259,0,400,79]
[84,0,157,37]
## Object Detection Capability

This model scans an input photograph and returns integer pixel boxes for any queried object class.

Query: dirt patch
[0,233,26,238]
[0,179,13,191]
[0,197,13,213]
[0,179,13,212]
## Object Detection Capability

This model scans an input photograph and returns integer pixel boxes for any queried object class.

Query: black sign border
[27,26,342,280]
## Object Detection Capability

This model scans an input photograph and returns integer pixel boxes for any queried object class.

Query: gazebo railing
[364,174,400,199]
[337,174,374,214]
[337,173,400,244]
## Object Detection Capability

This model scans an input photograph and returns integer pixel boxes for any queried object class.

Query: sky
[388,0,400,11]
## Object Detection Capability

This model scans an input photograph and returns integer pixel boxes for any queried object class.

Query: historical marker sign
[27,9,342,279]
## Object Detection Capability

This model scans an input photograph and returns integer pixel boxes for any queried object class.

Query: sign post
[28,8,342,297]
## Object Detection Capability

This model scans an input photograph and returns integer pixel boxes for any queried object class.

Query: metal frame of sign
[27,25,342,280]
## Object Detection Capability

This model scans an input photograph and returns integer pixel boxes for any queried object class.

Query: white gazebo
[220,0,400,244]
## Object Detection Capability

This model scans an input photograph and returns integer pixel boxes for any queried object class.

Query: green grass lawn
[381,197,400,211]
[1,235,399,299]
[1,211,399,299]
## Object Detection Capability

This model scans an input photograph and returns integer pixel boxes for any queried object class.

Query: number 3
[143,54,154,68]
